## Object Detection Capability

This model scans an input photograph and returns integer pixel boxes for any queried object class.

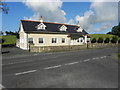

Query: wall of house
[27,33,85,47]
[28,33,71,46]
[19,24,28,50]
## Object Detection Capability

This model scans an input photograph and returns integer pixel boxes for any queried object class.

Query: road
[2,47,118,88]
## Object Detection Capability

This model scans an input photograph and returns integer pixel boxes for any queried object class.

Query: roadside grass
[2,35,16,45]
[118,53,120,59]
[88,34,120,40]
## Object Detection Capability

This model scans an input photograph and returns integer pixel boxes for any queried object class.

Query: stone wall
[30,43,118,52]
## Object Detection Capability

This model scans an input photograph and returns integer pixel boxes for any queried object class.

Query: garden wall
[30,43,118,52]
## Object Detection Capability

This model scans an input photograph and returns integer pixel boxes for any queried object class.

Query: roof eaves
[20,19,78,27]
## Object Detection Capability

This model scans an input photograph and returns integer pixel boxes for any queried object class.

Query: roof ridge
[21,19,78,27]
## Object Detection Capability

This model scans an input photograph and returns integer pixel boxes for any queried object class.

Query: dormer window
[36,23,46,30]
[59,25,67,31]
[76,27,83,32]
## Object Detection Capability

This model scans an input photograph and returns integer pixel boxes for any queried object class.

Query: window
[62,38,65,43]
[81,39,83,42]
[37,23,46,30]
[39,38,44,43]
[52,38,57,43]
[76,27,83,32]
[28,38,33,44]
[59,25,67,31]
[77,38,83,43]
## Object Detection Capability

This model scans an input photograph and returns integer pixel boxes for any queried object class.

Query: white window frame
[76,27,83,32]
[37,23,46,30]
[62,38,65,43]
[51,38,57,43]
[59,25,67,31]
[28,38,34,44]
[77,38,83,43]
[39,37,44,44]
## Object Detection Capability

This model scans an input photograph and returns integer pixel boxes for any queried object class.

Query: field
[1,34,119,45]
[2,35,16,45]
[88,34,119,40]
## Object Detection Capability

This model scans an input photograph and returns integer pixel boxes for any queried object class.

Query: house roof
[21,20,88,36]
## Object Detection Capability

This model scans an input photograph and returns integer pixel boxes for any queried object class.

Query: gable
[76,27,83,32]
[59,25,67,31]
[18,22,25,33]
[36,23,46,30]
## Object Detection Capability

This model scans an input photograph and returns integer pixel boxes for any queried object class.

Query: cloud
[75,1,118,33]
[22,0,66,23]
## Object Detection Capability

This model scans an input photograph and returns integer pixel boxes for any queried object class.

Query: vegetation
[5,31,18,35]
[0,0,9,14]
[118,40,120,43]
[118,53,120,59]
[91,38,96,43]
[107,23,120,37]
[2,35,16,45]
[104,38,110,43]
[0,38,5,44]
[88,34,119,40]
[111,36,118,43]
[97,37,103,43]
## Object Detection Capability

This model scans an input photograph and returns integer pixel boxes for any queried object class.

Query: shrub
[91,38,96,43]
[118,40,120,43]
[0,39,5,44]
[104,38,110,43]
[97,37,103,43]
[111,36,118,43]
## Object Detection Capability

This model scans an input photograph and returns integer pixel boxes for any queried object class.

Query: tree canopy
[0,0,9,14]
[107,23,120,37]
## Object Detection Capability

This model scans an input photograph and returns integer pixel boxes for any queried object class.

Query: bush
[0,39,5,44]
[97,37,103,43]
[111,36,118,43]
[104,38,110,43]
[91,38,96,43]
[118,40,120,43]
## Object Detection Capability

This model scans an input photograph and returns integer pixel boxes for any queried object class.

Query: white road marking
[95,57,99,59]
[92,58,96,60]
[100,56,104,59]
[67,62,79,65]
[15,70,37,76]
[44,65,62,70]
[83,59,90,62]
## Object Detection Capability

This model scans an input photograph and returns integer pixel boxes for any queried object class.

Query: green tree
[110,23,120,36]
[91,38,96,43]
[97,37,103,43]
[118,40,120,43]
[104,38,110,43]
[0,0,9,14]
[106,23,120,37]
[111,36,118,43]
[0,38,5,44]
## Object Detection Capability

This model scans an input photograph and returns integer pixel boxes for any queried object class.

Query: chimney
[77,21,80,27]
[40,16,43,23]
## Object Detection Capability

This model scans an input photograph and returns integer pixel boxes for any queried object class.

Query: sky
[2,0,119,34]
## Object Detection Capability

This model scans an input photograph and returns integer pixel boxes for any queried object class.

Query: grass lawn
[88,34,120,40]
[2,35,16,45]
